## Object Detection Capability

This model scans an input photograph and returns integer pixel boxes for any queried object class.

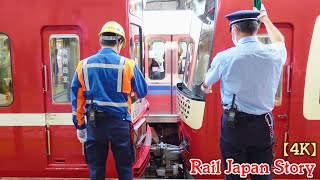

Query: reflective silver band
[86,100,128,107]
[117,57,126,92]
[100,36,121,41]
[82,58,126,92]
[82,58,90,91]
[86,63,124,69]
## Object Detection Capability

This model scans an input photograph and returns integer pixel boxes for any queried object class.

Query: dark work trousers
[85,114,134,180]
[220,111,274,180]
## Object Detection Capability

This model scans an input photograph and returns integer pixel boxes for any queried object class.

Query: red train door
[41,26,86,168]
[258,24,293,160]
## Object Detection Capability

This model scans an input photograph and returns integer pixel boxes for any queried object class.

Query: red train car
[176,0,320,179]
[0,0,151,178]
[143,11,190,123]
[140,11,190,178]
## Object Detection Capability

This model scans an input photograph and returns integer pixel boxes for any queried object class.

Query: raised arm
[258,5,284,43]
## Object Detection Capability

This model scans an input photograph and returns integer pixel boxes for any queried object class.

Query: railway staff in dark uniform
[202,5,287,180]
[70,21,148,180]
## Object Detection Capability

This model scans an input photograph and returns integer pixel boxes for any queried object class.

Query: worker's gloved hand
[201,83,212,94]
[77,129,87,143]
[254,4,267,20]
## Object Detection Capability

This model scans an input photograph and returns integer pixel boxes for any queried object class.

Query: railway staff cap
[226,10,260,26]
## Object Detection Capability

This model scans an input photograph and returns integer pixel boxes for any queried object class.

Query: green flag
[253,0,262,23]
[253,0,262,10]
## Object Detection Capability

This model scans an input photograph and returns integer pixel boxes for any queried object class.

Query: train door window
[257,35,283,106]
[148,40,165,80]
[0,34,13,106]
[49,35,80,103]
[129,24,143,71]
[178,40,187,80]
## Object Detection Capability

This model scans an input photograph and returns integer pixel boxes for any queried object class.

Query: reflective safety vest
[71,48,148,129]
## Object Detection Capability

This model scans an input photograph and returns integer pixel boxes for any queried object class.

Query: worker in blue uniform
[202,5,287,180]
[70,21,148,180]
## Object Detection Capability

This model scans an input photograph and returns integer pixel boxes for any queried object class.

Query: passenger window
[0,34,13,106]
[257,35,282,106]
[148,40,165,80]
[49,35,80,103]
[178,40,187,80]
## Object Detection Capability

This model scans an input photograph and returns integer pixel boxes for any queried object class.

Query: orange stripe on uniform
[123,59,135,115]
[76,61,86,91]
[76,89,85,126]
[76,60,86,126]
[122,59,135,94]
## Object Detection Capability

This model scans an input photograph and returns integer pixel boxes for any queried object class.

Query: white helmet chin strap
[116,35,123,52]
[117,43,122,52]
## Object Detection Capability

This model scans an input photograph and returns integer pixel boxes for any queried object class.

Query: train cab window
[191,26,215,91]
[257,35,283,106]
[183,41,194,86]
[178,41,187,80]
[0,34,13,106]
[182,0,215,100]
[148,40,165,80]
[129,24,143,71]
[129,24,144,103]
[49,35,80,103]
